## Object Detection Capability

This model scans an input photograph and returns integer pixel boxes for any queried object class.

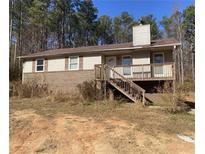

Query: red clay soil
[10,109,194,154]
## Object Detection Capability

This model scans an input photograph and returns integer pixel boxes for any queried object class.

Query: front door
[153,53,164,77]
[106,56,116,78]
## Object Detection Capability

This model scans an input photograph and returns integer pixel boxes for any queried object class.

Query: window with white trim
[36,59,44,72]
[69,56,79,70]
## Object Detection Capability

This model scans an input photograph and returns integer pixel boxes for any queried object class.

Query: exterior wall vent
[133,24,151,46]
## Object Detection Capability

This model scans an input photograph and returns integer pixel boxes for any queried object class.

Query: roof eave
[18,42,181,59]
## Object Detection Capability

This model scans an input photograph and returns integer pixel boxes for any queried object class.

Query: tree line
[9,0,195,84]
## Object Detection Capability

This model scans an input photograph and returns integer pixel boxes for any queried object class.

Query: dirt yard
[10,98,195,154]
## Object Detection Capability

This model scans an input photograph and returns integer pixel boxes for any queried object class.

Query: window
[153,53,164,74]
[69,56,79,70]
[122,56,132,75]
[153,53,164,64]
[122,56,132,66]
[36,59,44,72]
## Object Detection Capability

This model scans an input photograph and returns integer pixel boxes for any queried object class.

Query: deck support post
[95,79,97,100]
[99,81,103,100]
[108,88,114,101]
[172,60,176,111]
[103,81,107,100]
[142,91,145,106]
[172,79,176,111]
[103,64,107,100]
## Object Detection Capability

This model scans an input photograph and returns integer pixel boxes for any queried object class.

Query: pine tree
[28,0,51,51]
[113,12,137,43]
[76,0,98,46]
[49,0,77,48]
[138,14,161,39]
[97,15,114,45]
[183,5,195,80]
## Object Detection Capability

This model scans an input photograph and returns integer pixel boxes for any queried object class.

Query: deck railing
[113,62,175,80]
[95,64,104,80]
[95,62,175,80]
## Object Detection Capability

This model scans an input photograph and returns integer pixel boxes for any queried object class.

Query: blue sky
[93,0,194,22]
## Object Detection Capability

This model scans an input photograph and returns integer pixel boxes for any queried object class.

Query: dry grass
[154,81,194,113]
[9,80,195,153]
[10,97,194,136]
[10,80,49,98]
[77,80,101,101]
[10,80,101,104]
[46,90,82,104]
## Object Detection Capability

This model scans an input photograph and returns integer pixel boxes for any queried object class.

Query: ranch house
[20,24,181,104]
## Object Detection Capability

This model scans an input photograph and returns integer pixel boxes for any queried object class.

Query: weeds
[10,80,49,98]
[46,90,82,104]
[154,81,191,113]
[10,80,83,104]
[77,80,101,101]
[9,97,194,135]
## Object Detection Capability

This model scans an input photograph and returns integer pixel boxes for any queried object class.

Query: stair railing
[103,64,145,104]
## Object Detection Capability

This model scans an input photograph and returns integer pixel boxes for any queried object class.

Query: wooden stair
[108,79,142,103]
[95,64,147,105]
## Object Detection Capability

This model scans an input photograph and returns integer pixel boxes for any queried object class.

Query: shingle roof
[20,38,180,59]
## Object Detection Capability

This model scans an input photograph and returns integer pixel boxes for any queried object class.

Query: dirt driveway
[10,109,194,154]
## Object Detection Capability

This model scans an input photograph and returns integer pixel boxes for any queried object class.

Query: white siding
[133,24,150,46]
[83,56,101,70]
[23,61,32,73]
[133,51,150,65]
[133,51,150,72]
[48,58,65,72]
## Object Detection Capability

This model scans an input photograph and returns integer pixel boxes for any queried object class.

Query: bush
[168,93,190,113]
[10,80,49,98]
[155,81,173,93]
[77,80,100,101]
[154,81,190,112]
[10,80,84,104]
[177,81,195,93]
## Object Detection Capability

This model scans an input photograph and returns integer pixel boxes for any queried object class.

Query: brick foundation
[23,70,95,92]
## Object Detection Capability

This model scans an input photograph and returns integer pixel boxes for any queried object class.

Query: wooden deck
[94,63,175,104]
[95,63,175,81]
[130,77,174,81]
